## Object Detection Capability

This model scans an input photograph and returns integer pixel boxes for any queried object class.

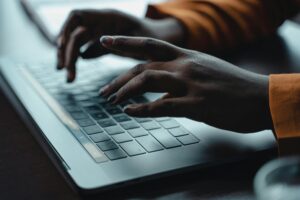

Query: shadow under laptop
[81,148,276,200]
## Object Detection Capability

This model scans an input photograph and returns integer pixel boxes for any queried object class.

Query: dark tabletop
[1,0,300,199]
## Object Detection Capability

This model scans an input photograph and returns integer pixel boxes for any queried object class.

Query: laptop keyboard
[25,61,200,162]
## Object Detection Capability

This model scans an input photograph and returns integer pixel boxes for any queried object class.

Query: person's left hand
[99,36,273,133]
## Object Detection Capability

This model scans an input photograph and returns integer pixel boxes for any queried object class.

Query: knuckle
[110,77,125,92]
[116,87,126,99]
[113,37,126,46]
[179,59,196,76]
[140,70,153,83]
[70,30,79,39]
[131,64,145,75]
[143,38,158,48]
[185,58,197,67]
[69,10,81,18]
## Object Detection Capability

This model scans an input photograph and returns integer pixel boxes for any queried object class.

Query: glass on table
[254,156,300,200]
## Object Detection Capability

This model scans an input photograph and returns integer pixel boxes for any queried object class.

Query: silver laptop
[0,0,276,194]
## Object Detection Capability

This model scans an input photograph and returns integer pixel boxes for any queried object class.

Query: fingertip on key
[99,85,109,96]
[67,72,75,83]
[123,105,136,114]
[100,36,114,47]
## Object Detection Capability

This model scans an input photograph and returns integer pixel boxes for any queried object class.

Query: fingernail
[123,105,136,114]
[107,94,117,104]
[100,36,113,47]
[67,72,75,83]
[99,85,109,96]
[56,63,63,70]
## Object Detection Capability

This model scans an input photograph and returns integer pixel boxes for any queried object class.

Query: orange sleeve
[269,74,300,156]
[146,0,298,52]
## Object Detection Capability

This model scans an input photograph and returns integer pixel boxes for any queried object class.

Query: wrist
[257,74,274,130]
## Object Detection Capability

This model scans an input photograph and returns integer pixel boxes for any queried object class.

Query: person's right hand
[99,36,273,133]
[57,9,185,82]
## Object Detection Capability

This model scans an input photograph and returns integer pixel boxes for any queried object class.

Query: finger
[110,70,186,104]
[123,97,193,118]
[80,41,109,59]
[65,26,90,82]
[96,47,148,60]
[57,10,83,69]
[100,36,184,61]
[100,62,168,97]
[159,93,174,100]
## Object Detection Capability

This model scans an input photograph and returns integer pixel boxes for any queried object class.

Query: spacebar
[71,129,108,163]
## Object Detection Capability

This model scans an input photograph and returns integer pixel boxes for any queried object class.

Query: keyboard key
[105,107,123,115]
[105,126,124,135]
[120,121,140,130]
[159,119,180,129]
[93,98,107,104]
[98,119,116,127]
[100,102,115,109]
[136,135,164,152]
[141,121,160,130]
[135,117,152,123]
[97,140,118,151]
[177,134,200,145]
[59,99,76,105]
[66,88,82,95]
[155,117,170,122]
[81,85,99,92]
[48,87,61,94]
[150,129,181,149]
[112,133,133,143]
[70,129,108,163]
[70,111,88,120]
[168,127,189,137]
[78,100,95,107]
[86,91,100,97]
[120,141,146,156]
[105,148,127,160]
[65,105,81,112]
[84,105,102,113]
[113,114,131,122]
[91,112,109,120]
[43,81,59,88]
[48,88,61,94]
[83,125,103,135]
[90,133,110,142]
[74,94,89,101]
[76,118,95,127]
[128,128,148,138]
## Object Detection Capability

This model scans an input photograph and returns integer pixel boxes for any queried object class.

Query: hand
[99,36,273,133]
[57,9,185,82]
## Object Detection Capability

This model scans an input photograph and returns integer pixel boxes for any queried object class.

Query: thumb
[100,36,182,61]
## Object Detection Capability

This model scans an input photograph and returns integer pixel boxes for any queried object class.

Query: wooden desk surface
[1,0,299,199]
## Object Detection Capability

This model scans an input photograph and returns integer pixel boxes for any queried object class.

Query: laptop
[0,0,276,194]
